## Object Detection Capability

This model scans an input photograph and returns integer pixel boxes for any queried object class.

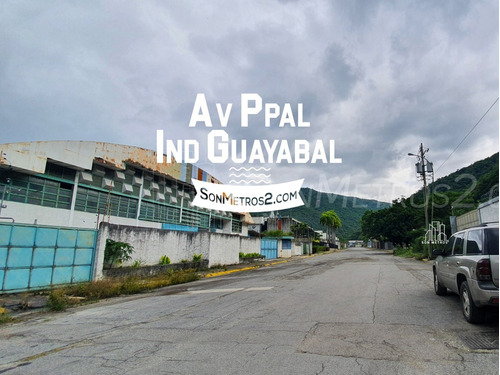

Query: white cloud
[0,0,497,201]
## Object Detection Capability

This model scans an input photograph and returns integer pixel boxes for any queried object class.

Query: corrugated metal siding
[456,209,480,232]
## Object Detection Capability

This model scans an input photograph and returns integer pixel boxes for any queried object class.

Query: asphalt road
[0,248,498,374]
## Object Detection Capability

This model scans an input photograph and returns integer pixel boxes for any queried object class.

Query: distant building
[0,141,251,235]
[266,216,301,233]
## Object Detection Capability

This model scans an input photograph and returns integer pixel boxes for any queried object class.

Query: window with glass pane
[466,230,482,254]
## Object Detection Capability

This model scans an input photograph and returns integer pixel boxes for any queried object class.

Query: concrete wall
[94,223,260,279]
[239,238,261,255]
[293,242,306,256]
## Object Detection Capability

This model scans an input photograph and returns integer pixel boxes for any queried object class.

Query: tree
[104,239,134,268]
[320,210,342,247]
[291,222,311,238]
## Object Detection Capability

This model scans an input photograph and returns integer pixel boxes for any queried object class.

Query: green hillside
[361,152,499,247]
[255,188,390,241]
[430,152,498,203]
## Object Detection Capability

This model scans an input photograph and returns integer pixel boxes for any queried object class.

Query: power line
[435,97,499,174]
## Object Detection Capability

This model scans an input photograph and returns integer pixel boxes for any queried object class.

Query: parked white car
[433,223,499,323]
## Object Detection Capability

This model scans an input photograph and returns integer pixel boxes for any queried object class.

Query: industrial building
[0,141,251,235]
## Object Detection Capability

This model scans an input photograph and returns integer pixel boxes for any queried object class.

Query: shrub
[132,259,145,268]
[313,245,327,254]
[104,239,134,268]
[159,255,171,265]
[47,289,69,311]
[262,230,284,237]
[239,252,262,258]
[0,310,14,325]
[192,254,202,262]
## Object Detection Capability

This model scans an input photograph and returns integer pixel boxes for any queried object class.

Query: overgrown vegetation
[104,239,134,268]
[312,245,328,253]
[393,246,427,261]
[239,252,262,258]
[261,230,292,237]
[0,309,14,325]
[192,254,202,262]
[46,270,200,311]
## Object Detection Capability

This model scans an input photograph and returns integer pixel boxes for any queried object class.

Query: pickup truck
[433,223,499,323]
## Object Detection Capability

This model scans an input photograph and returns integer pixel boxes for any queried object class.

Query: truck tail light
[477,259,492,281]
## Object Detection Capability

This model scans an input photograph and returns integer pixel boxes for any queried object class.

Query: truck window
[484,228,499,255]
[452,233,464,256]
[466,230,483,254]
[444,236,455,256]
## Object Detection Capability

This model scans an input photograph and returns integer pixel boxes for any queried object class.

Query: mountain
[429,152,498,203]
[360,152,499,247]
[254,188,390,240]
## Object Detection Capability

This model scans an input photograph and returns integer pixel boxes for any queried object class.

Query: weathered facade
[0,141,251,235]
[95,223,261,278]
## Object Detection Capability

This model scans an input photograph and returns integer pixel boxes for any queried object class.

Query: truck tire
[433,269,447,296]
[460,281,484,324]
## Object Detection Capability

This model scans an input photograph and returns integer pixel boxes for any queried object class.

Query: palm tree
[320,210,342,247]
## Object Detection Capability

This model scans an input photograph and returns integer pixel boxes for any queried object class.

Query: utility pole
[409,143,433,258]
[419,144,430,258]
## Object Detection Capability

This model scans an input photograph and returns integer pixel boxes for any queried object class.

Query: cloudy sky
[1,1,498,203]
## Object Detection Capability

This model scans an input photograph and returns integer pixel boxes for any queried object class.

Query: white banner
[192,179,304,213]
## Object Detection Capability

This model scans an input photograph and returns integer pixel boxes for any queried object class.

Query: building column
[136,172,144,227]
[68,171,80,227]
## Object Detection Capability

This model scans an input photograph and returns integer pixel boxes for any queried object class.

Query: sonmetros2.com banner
[192,178,304,212]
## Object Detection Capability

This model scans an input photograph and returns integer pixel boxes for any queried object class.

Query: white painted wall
[293,242,302,256]
[1,201,161,229]
[239,237,261,255]
[1,201,71,226]
[94,223,261,278]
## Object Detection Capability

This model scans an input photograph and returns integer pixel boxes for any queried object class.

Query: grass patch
[0,311,15,325]
[393,246,427,260]
[312,245,328,254]
[46,269,200,311]
[239,252,262,258]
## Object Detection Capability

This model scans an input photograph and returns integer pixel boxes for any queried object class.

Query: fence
[0,223,97,293]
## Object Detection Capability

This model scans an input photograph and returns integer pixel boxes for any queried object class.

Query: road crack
[372,266,381,323]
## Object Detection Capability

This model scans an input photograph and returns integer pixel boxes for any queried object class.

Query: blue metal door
[0,223,97,293]
[261,238,278,259]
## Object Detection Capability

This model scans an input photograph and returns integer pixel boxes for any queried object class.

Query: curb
[202,251,337,278]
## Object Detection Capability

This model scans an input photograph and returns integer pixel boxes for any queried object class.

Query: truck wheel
[460,281,484,324]
[433,270,447,295]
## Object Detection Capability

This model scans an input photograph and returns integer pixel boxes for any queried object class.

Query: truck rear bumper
[469,279,499,307]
